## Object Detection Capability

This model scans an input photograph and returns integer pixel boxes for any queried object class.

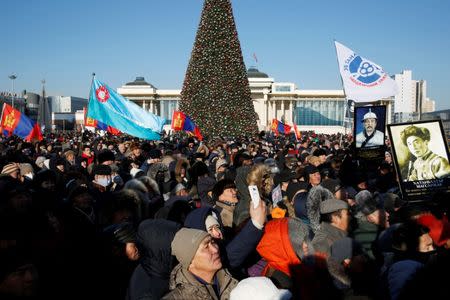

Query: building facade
[117,69,394,134]
[394,70,435,122]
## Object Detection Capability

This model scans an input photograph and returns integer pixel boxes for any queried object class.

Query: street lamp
[8,74,17,108]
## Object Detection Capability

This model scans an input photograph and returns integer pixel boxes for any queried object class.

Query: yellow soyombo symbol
[3,111,16,128]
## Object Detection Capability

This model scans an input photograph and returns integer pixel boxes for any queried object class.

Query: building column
[150,100,154,114]
[143,100,147,111]
[281,100,285,122]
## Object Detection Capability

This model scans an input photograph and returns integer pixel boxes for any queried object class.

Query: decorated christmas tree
[180,0,258,138]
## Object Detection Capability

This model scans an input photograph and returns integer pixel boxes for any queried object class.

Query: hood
[257,218,300,277]
[184,206,224,231]
[137,219,181,278]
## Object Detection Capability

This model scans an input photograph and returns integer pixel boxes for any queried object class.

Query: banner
[335,41,397,102]
[87,78,165,140]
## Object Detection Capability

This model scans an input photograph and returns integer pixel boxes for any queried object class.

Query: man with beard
[355,110,384,148]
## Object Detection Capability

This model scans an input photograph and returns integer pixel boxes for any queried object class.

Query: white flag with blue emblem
[335,41,397,102]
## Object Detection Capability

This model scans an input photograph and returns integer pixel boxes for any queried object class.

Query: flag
[293,124,301,141]
[271,119,291,136]
[87,78,165,140]
[171,111,203,140]
[1,103,43,141]
[84,107,121,135]
[334,41,397,102]
[253,52,258,63]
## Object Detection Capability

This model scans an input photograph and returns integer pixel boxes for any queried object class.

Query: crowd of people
[0,129,449,299]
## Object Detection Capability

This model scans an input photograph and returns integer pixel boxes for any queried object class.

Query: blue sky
[1,0,449,110]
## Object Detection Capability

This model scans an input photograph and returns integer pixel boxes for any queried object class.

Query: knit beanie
[1,163,19,175]
[230,276,292,300]
[171,228,209,268]
[205,214,220,231]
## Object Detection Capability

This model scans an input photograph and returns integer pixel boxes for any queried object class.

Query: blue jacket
[184,207,263,269]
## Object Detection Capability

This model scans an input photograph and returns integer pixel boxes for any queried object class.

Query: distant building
[48,96,87,113]
[393,70,435,122]
[422,109,450,137]
[117,70,394,134]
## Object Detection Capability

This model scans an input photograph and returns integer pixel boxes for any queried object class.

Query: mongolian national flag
[171,111,203,141]
[1,103,43,141]
[87,78,165,140]
[84,107,121,135]
[271,119,291,136]
[293,124,302,141]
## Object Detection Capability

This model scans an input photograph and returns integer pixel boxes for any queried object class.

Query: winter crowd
[0,130,449,299]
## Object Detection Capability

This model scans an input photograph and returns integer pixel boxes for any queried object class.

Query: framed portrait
[387,119,450,201]
[353,105,386,160]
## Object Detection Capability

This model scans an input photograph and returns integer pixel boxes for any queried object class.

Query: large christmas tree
[180,0,258,138]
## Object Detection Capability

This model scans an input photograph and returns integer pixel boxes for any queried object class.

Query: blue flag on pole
[87,78,165,140]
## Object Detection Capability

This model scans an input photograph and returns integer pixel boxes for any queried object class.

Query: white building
[117,69,394,134]
[393,70,435,122]
[48,96,87,113]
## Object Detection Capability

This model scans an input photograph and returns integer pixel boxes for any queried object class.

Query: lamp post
[8,74,17,108]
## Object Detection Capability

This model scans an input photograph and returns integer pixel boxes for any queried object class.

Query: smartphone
[248,185,260,209]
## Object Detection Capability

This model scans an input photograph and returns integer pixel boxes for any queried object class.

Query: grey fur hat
[306,185,334,233]
[288,217,314,260]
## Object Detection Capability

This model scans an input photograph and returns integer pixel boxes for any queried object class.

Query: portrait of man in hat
[399,124,450,181]
[355,106,386,148]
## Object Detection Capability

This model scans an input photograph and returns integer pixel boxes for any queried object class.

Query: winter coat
[233,165,252,227]
[312,222,348,257]
[184,207,263,269]
[127,219,181,300]
[162,264,238,300]
[351,217,379,260]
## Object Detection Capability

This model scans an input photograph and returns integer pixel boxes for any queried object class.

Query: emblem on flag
[96,86,110,102]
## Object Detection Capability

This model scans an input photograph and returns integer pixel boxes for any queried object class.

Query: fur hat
[215,158,228,173]
[355,190,378,216]
[35,156,46,169]
[97,150,115,164]
[288,217,313,260]
[321,179,342,194]
[19,163,34,176]
[230,277,292,300]
[92,164,112,176]
[1,163,19,176]
[171,228,209,268]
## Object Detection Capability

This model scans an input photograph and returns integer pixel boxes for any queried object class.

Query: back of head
[137,219,181,277]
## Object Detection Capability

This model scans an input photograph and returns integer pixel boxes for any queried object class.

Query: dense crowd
[0,130,449,299]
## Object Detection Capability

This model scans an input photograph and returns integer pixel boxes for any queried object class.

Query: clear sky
[1,0,449,110]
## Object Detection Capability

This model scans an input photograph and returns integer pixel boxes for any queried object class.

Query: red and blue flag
[171,111,203,140]
[271,119,291,136]
[1,103,43,141]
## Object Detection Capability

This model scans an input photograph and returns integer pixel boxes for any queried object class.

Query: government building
[117,68,394,134]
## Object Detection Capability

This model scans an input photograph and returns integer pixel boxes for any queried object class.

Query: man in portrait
[355,109,384,148]
[400,125,450,181]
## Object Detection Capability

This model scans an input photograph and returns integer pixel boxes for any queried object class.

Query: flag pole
[333,39,349,147]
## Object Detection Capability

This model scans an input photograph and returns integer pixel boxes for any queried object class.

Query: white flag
[335,41,397,102]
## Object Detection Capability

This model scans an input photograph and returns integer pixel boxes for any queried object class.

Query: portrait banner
[387,120,450,201]
[353,105,386,160]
